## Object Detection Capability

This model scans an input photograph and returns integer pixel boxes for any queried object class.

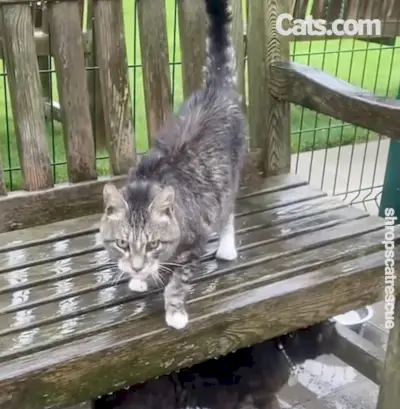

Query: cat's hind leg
[216,213,237,261]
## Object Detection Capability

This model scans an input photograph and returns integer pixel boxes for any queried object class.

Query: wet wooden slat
[269,61,400,141]
[0,249,396,409]
[93,0,135,174]
[0,205,367,322]
[49,1,97,183]
[0,214,385,352]
[137,0,172,140]
[0,211,384,354]
[0,221,389,356]
[0,172,306,248]
[0,183,326,269]
[178,0,206,98]
[1,4,53,191]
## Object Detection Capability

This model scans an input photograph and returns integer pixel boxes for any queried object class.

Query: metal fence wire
[0,0,399,216]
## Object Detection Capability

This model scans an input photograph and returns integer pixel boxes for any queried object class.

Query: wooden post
[48,0,97,183]
[247,0,267,149]
[248,0,291,174]
[1,3,53,191]
[292,0,310,19]
[178,0,206,98]
[93,0,135,175]
[264,0,291,175]
[35,4,52,102]
[86,0,107,151]
[137,0,172,141]
[230,0,246,113]
[377,297,400,409]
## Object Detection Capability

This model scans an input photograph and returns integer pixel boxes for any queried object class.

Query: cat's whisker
[163,262,183,267]
[152,270,165,287]
[159,265,174,275]
[112,270,124,285]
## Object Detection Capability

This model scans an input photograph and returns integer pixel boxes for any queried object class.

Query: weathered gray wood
[230,0,246,112]
[332,323,385,385]
[291,0,309,19]
[178,0,206,98]
[0,176,125,233]
[0,169,397,408]
[34,5,52,102]
[0,173,308,250]
[137,0,172,140]
[247,0,266,149]
[49,1,97,183]
[93,0,135,174]
[377,297,400,408]
[2,17,399,61]
[85,0,107,151]
[262,0,291,175]
[269,61,400,141]
[0,151,263,233]
[1,4,53,191]
[0,204,367,308]
[0,247,395,409]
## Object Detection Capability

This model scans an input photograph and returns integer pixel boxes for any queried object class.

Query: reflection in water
[55,278,74,295]
[11,308,34,328]
[11,328,39,351]
[52,258,72,275]
[7,247,27,267]
[58,297,79,335]
[52,238,70,254]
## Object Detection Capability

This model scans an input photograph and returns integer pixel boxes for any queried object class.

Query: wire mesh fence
[0,0,399,215]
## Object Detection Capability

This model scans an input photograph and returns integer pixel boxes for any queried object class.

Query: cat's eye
[146,240,160,251]
[115,239,129,250]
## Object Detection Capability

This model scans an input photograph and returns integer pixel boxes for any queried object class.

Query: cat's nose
[131,256,144,271]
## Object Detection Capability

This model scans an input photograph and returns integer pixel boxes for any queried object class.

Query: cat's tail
[203,0,237,89]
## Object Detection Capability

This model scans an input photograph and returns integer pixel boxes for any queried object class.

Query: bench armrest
[269,61,400,140]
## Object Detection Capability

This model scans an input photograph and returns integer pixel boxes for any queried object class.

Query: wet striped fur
[99,0,248,330]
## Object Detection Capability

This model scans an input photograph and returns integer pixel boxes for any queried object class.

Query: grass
[1,0,400,190]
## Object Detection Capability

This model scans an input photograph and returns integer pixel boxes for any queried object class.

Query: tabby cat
[99,0,247,330]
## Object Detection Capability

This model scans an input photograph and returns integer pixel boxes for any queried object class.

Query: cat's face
[99,182,181,282]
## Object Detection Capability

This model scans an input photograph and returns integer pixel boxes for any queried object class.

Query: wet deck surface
[0,173,398,409]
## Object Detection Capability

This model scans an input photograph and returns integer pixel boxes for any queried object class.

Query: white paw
[216,241,237,261]
[165,310,189,330]
[128,278,148,292]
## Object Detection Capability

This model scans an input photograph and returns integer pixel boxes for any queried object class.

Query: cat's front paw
[128,278,148,292]
[216,241,237,261]
[165,309,189,330]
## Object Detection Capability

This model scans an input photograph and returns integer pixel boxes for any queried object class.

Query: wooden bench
[0,0,399,408]
[1,172,398,409]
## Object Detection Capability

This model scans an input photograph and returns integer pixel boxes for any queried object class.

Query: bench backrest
[0,0,399,233]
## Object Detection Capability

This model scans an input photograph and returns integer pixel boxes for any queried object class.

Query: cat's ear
[103,183,128,219]
[150,186,174,218]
